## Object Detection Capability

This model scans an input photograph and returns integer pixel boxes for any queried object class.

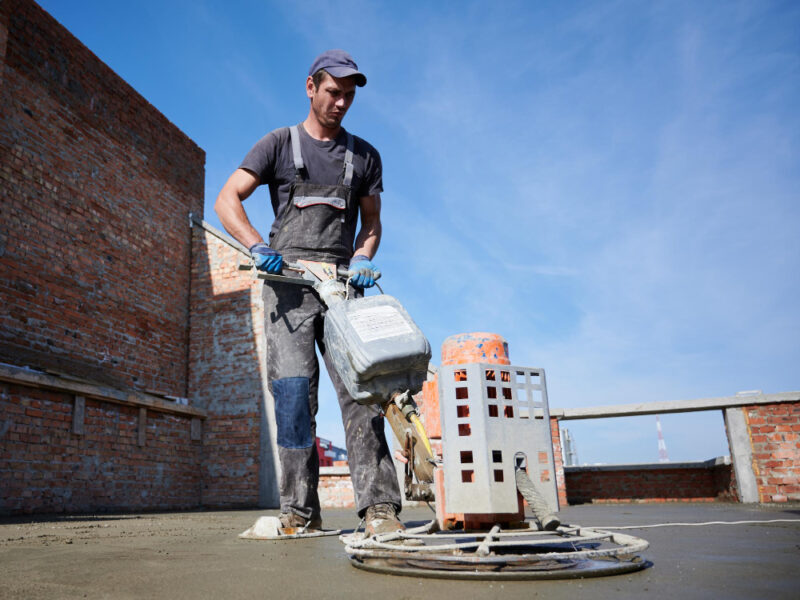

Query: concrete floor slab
[1,503,798,599]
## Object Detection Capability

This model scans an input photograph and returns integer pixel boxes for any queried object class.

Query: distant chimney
[562,428,578,466]
[656,416,669,463]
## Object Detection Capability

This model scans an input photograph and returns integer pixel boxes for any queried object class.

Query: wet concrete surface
[1,503,798,600]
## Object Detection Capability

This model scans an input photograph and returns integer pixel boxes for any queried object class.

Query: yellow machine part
[384,403,435,483]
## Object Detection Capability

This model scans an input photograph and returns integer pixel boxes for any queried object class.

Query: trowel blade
[238,516,342,540]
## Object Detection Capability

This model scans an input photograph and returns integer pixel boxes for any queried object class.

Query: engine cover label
[348,305,414,343]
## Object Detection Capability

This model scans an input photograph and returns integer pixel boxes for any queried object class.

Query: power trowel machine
[239,259,650,580]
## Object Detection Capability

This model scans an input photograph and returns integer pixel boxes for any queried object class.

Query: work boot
[364,503,405,537]
[279,512,322,532]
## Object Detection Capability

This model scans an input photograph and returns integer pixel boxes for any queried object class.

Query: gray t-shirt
[240,123,383,241]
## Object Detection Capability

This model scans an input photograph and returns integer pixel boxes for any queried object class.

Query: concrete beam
[552,391,799,420]
[564,456,730,472]
[724,407,760,503]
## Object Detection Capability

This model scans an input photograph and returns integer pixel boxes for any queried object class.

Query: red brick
[0,0,204,396]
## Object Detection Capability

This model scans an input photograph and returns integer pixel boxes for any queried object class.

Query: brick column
[550,417,567,508]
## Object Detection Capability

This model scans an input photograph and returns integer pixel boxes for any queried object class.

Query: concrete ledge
[552,391,800,420]
[320,466,351,476]
[0,362,206,418]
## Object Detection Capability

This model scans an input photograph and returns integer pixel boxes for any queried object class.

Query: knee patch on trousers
[272,377,313,449]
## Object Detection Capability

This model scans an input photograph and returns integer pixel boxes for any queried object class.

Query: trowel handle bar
[284,261,355,282]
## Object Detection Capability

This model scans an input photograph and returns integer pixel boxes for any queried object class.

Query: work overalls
[263,125,400,522]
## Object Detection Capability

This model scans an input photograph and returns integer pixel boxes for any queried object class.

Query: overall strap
[289,125,305,180]
[343,132,354,187]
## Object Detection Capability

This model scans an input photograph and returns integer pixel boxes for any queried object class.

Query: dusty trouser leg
[320,340,402,517]
[263,281,324,522]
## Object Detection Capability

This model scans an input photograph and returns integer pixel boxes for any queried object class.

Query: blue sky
[37,0,799,463]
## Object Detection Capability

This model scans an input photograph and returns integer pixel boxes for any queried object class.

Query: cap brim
[325,66,367,87]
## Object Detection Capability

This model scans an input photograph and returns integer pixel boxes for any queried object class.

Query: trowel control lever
[391,390,419,419]
[238,259,350,286]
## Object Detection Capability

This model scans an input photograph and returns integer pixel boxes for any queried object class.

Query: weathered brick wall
[0,0,206,515]
[746,402,800,502]
[0,0,204,394]
[0,383,201,514]
[188,226,278,508]
[564,461,736,504]
[319,467,356,509]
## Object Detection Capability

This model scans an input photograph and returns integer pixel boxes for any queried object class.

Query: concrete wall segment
[724,406,759,503]
[554,391,800,420]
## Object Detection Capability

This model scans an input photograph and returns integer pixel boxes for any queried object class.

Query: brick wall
[564,460,736,504]
[746,402,800,502]
[188,225,278,508]
[0,383,201,514]
[0,0,206,515]
[0,0,204,394]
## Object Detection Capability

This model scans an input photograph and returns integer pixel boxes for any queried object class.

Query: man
[215,50,403,536]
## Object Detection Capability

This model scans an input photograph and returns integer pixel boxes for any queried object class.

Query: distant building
[316,437,348,467]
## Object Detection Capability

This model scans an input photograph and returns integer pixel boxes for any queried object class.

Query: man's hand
[348,255,381,288]
[250,243,283,274]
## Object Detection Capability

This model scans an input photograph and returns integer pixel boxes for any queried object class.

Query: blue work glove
[348,255,381,288]
[249,242,283,274]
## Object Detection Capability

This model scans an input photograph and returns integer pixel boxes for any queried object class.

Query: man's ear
[306,76,315,99]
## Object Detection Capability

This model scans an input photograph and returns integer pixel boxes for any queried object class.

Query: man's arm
[214,168,263,248]
[352,194,382,259]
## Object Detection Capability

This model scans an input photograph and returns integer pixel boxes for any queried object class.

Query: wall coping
[320,466,351,476]
[551,391,800,420]
[564,456,731,473]
[190,213,249,256]
[0,362,206,418]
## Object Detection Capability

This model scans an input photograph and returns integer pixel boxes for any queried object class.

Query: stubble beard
[312,99,344,130]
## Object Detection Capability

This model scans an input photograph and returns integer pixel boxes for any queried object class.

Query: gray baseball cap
[308,49,367,87]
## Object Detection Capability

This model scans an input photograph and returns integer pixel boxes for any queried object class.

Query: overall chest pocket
[288,182,351,250]
[292,182,348,209]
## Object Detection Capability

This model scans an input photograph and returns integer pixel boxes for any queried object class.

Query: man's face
[307,72,357,129]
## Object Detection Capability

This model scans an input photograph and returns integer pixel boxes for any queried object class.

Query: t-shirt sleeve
[360,143,383,198]
[239,130,282,184]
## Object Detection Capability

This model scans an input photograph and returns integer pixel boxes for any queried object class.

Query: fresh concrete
[1,504,798,600]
